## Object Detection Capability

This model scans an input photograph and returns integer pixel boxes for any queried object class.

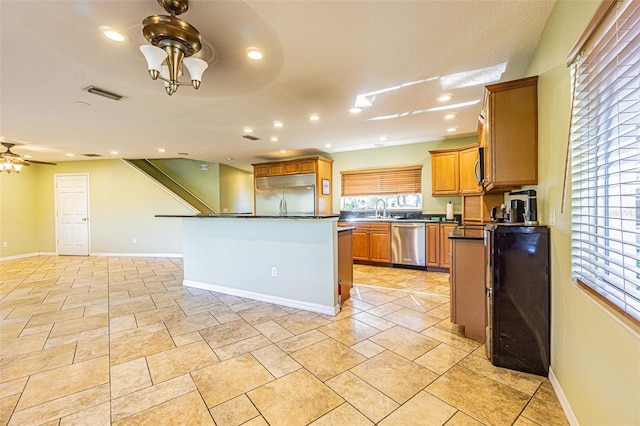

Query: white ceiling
[0,0,555,171]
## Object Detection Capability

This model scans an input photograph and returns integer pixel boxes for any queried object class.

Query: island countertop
[156,214,340,219]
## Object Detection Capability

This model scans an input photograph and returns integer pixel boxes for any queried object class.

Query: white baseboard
[90,252,183,258]
[1,252,183,262]
[0,252,56,262]
[184,279,339,316]
[549,366,579,426]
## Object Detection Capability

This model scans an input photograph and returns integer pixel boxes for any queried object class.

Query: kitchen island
[158,215,343,315]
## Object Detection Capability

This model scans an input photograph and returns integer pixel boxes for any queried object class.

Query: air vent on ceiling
[82,153,102,157]
[243,135,260,141]
[83,86,125,101]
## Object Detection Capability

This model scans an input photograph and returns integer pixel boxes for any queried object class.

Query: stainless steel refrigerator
[255,174,316,216]
[485,224,550,376]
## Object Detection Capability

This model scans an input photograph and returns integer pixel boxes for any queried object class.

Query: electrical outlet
[132,238,137,244]
[271,267,278,277]
[2,242,7,248]
[549,209,556,227]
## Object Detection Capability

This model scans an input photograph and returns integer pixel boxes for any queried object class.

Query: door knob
[82,218,88,221]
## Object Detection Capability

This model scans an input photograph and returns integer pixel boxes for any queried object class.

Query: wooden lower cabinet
[340,222,391,264]
[450,237,485,340]
[352,228,370,261]
[426,222,457,270]
[337,230,353,302]
[439,223,456,269]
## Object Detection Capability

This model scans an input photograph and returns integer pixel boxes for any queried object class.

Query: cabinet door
[426,224,440,267]
[370,230,391,263]
[459,147,483,195]
[484,76,538,191]
[269,163,284,176]
[431,151,459,196]
[283,162,299,175]
[254,165,270,178]
[439,224,456,269]
[299,159,316,174]
[352,229,370,261]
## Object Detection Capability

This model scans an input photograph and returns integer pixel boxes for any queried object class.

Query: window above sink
[341,193,422,211]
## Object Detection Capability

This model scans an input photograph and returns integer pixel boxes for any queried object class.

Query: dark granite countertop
[448,225,486,240]
[155,214,341,219]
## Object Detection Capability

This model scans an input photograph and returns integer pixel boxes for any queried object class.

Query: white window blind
[570,0,640,323]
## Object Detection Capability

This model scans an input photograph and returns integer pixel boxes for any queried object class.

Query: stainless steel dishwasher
[391,222,426,267]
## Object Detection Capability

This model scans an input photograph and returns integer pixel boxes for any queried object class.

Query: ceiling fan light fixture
[183,57,208,88]
[140,45,168,79]
[140,0,210,95]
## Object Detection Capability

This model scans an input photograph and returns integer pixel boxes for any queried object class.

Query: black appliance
[485,224,550,376]
[509,199,525,223]
[509,189,538,223]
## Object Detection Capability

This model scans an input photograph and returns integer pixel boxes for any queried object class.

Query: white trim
[548,367,579,426]
[90,252,183,258]
[184,279,339,316]
[0,252,45,262]
[122,159,199,214]
[1,252,182,261]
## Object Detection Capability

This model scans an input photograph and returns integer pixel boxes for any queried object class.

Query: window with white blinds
[569,0,640,323]
[340,165,422,196]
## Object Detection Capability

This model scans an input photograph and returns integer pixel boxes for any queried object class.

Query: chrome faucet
[375,199,387,218]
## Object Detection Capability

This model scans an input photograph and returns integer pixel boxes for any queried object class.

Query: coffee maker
[509,190,538,225]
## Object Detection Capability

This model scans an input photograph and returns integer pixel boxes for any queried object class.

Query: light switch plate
[549,209,556,227]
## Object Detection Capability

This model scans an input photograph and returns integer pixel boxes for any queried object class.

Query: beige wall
[219,164,254,214]
[528,0,639,424]
[0,159,193,258]
[330,135,477,215]
[152,158,221,211]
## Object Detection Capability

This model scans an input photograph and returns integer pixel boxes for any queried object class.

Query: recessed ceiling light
[309,114,320,121]
[227,157,234,161]
[380,136,389,141]
[280,149,287,154]
[325,143,332,148]
[244,127,253,133]
[270,137,279,142]
[349,107,363,114]
[246,48,263,60]
[447,127,458,132]
[110,151,119,155]
[100,26,126,42]
[437,94,453,102]
[444,113,457,120]
[157,148,166,153]
[273,121,283,128]
[66,153,75,157]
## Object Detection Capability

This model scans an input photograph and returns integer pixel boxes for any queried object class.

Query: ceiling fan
[1,142,57,173]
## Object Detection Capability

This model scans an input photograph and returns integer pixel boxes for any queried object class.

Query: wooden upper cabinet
[252,156,333,215]
[430,150,459,196]
[458,146,483,195]
[482,76,538,191]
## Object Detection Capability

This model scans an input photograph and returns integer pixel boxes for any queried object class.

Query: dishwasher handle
[392,223,425,228]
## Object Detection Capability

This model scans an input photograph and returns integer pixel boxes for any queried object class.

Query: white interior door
[55,174,90,256]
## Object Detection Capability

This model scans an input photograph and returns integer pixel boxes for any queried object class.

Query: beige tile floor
[0,256,568,426]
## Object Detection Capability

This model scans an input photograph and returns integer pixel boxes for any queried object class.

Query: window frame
[568,0,640,325]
